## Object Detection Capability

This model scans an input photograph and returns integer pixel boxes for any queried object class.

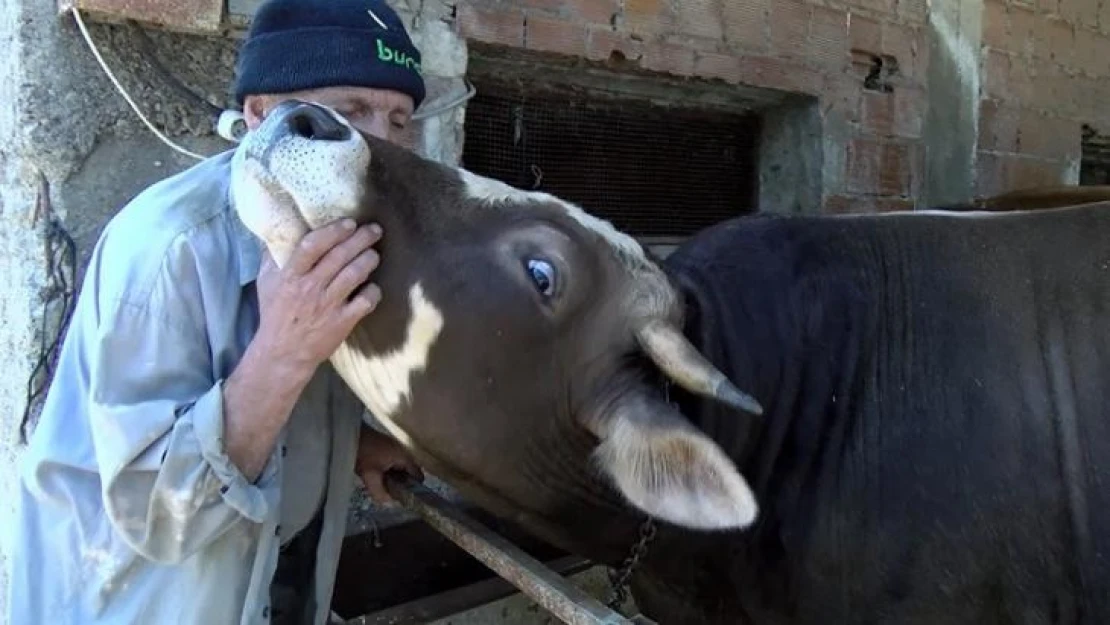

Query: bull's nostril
[291,114,316,139]
[285,104,351,142]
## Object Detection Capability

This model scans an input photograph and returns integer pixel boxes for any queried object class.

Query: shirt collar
[227,183,262,286]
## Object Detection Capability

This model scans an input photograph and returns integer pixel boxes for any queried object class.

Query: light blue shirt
[6,150,364,625]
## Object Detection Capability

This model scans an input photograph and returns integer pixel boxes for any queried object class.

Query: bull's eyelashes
[525,258,557,298]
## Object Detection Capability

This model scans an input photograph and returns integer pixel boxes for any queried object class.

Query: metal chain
[605,516,657,611]
[604,378,674,611]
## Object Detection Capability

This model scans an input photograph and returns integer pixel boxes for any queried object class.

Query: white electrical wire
[71,7,208,160]
[411,80,477,120]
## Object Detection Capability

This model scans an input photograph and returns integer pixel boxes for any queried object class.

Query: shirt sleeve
[84,262,281,566]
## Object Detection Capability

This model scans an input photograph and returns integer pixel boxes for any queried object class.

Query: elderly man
[7,1,427,623]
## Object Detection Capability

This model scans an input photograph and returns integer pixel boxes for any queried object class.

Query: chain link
[605,516,657,611]
[604,379,673,612]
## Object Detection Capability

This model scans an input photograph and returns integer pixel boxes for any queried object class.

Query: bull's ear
[583,391,758,531]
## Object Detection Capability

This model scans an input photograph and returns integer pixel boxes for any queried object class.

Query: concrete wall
[921,0,983,206]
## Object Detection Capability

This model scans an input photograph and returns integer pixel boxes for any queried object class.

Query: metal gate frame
[340,473,657,625]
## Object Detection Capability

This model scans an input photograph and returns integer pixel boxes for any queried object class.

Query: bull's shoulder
[663,213,874,353]
[664,213,876,281]
[666,214,805,265]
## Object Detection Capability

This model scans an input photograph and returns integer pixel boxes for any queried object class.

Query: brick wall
[455,0,927,214]
[977,0,1110,196]
[451,0,1109,214]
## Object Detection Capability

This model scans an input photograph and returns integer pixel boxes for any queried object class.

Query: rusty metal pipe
[381,472,654,625]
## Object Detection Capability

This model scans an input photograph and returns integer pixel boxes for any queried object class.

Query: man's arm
[88,219,382,563]
[222,218,382,481]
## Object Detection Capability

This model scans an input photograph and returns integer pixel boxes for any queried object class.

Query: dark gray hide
[638,206,1110,624]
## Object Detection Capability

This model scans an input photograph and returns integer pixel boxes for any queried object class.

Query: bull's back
[809,205,1110,624]
[662,205,1110,624]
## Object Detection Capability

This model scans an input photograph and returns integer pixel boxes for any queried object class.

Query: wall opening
[462,77,761,244]
[462,47,823,256]
[1080,124,1110,185]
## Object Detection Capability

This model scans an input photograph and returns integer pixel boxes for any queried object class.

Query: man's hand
[254,218,383,378]
[222,218,383,481]
[355,426,424,504]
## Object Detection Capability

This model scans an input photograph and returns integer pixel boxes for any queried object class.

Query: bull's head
[230,101,762,535]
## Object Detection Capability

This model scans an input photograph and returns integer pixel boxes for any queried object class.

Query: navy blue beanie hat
[233,0,425,108]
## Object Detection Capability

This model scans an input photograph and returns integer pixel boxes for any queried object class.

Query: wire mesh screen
[461,81,761,238]
[1081,126,1110,185]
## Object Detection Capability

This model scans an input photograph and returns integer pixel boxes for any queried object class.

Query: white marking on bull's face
[329,282,444,436]
[230,102,370,265]
[229,158,310,266]
[457,168,679,320]
[457,169,647,265]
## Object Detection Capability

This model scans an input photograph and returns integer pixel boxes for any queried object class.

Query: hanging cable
[70,7,208,160]
[411,79,477,120]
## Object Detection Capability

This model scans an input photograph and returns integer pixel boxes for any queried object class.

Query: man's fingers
[315,224,382,286]
[404,462,425,483]
[361,471,395,505]
[326,248,380,304]
[285,218,358,275]
[343,282,383,321]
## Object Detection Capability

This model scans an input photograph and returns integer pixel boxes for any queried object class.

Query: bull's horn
[636,320,763,416]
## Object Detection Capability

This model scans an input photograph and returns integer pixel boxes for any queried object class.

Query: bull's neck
[664,215,881,489]
[515,436,665,568]
[624,217,883,613]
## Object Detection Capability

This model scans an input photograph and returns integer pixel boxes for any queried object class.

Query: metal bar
[345,555,592,625]
[381,472,642,625]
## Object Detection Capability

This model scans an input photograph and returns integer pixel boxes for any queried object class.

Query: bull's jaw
[229,100,371,267]
[328,283,445,440]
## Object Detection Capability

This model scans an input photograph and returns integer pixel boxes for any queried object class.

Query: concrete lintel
[57,0,224,34]
[467,47,793,116]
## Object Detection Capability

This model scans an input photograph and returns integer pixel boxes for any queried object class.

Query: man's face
[244,85,416,147]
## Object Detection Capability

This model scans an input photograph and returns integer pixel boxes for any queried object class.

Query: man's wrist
[221,333,318,480]
[244,329,318,392]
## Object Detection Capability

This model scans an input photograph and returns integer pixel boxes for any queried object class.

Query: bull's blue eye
[526,259,556,297]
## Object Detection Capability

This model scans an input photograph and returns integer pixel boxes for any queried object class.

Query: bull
[230,101,1110,624]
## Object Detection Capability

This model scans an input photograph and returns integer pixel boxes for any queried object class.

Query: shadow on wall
[921,0,981,207]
